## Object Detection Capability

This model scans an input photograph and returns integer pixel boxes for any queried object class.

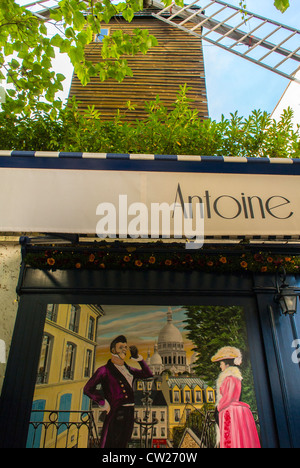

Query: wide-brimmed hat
[211,346,242,366]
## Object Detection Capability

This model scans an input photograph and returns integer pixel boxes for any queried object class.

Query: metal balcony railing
[26,410,101,448]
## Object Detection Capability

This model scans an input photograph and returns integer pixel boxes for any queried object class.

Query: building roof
[167,376,208,389]
[134,389,168,407]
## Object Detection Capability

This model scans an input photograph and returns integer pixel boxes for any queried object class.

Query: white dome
[150,343,163,365]
[150,351,163,365]
[158,308,183,344]
[158,322,183,343]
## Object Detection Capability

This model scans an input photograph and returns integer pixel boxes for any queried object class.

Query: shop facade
[0,152,299,448]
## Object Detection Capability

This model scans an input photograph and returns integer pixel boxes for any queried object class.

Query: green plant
[184,305,257,409]
[0,85,299,158]
[240,0,291,13]
[0,0,160,116]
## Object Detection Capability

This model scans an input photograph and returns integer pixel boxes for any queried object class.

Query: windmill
[22,0,300,84]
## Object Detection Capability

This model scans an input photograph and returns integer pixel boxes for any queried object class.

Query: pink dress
[217,369,261,449]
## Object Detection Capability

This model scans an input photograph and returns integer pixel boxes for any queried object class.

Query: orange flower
[89,254,95,262]
[220,257,227,264]
[285,257,291,262]
[267,257,273,263]
[47,257,55,266]
[207,261,214,267]
[149,256,156,264]
[100,263,105,269]
[165,259,172,266]
[261,266,268,272]
[240,261,248,268]
[75,262,82,269]
[135,260,143,267]
[123,255,130,262]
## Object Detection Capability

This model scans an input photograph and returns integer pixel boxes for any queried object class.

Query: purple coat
[84,358,153,447]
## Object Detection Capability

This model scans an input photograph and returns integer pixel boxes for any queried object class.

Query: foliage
[0,0,62,115]
[183,305,257,409]
[0,0,162,116]
[0,85,299,158]
[172,405,216,448]
[23,243,300,274]
[273,0,290,12]
[172,425,186,448]
[240,0,290,13]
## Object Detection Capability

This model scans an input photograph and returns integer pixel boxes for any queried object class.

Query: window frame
[68,304,80,334]
[63,342,76,381]
[84,348,93,378]
[94,28,110,43]
[36,333,53,385]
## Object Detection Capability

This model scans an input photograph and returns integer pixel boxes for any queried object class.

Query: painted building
[161,374,215,444]
[131,378,169,448]
[26,304,103,448]
[148,308,189,375]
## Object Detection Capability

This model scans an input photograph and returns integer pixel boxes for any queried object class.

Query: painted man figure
[84,335,153,448]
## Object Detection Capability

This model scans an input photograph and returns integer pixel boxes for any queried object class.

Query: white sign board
[0,164,299,238]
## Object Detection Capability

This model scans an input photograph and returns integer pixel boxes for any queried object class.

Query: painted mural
[27,304,261,449]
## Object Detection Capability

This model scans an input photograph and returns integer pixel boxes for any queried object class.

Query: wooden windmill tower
[67,0,210,120]
[24,0,300,121]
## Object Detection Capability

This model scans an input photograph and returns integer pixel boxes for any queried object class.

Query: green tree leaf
[274,0,290,12]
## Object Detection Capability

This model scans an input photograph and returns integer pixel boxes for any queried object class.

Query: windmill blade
[21,0,61,19]
[21,0,300,83]
[151,0,300,84]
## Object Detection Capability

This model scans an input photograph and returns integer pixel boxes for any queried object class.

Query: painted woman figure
[211,346,261,449]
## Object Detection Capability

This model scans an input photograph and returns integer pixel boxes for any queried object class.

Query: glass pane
[95,29,109,42]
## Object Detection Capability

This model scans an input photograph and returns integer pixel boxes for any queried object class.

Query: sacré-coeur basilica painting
[27,304,261,449]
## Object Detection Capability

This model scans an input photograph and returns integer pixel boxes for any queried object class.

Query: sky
[16,0,300,121]
[202,0,300,120]
[94,305,195,368]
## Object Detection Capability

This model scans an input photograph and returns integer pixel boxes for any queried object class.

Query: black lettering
[241,193,249,219]
[265,196,293,219]
[205,190,212,219]
[188,195,203,219]
[214,195,242,219]
[173,183,187,218]
[174,187,294,222]
[248,196,265,219]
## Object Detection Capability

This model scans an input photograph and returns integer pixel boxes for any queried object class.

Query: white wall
[0,241,21,392]
[272,70,300,131]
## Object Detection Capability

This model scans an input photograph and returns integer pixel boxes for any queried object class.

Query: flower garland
[23,245,300,274]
